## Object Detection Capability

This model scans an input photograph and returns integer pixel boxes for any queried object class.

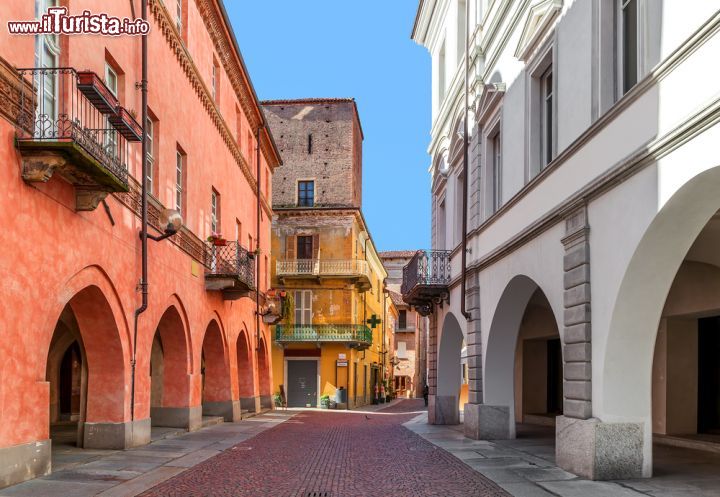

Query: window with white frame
[35,0,59,123]
[211,57,219,102]
[176,0,182,32]
[491,131,502,213]
[211,189,220,233]
[104,63,119,157]
[457,0,467,64]
[397,341,408,359]
[540,65,553,168]
[294,290,312,325]
[175,150,184,213]
[145,116,154,192]
[619,0,638,94]
[436,197,446,250]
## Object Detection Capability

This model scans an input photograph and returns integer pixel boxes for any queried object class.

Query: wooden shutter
[312,234,320,260]
[286,235,296,260]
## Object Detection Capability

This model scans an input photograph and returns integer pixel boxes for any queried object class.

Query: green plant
[320,394,331,408]
[273,393,283,407]
[282,292,295,325]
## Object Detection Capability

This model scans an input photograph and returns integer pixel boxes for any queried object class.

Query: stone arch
[484,275,561,438]
[200,318,235,420]
[148,304,196,429]
[435,311,464,424]
[257,334,271,408]
[601,165,720,476]
[236,326,255,412]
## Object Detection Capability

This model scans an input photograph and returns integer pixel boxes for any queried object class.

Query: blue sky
[227,1,431,252]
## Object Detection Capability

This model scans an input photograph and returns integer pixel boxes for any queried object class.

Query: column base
[240,396,258,413]
[83,418,150,449]
[428,395,459,425]
[556,416,645,480]
[151,406,202,431]
[259,395,272,410]
[0,439,51,489]
[202,400,241,422]
[464,404,511,439]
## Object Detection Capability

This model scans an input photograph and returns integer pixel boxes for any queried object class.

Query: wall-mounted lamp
[144,208,183,242]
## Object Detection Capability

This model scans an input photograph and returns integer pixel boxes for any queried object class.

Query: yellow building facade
[262,98,394,408]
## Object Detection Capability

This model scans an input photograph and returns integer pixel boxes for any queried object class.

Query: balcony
[276,259,371,290]
[15,68,141,211]
[275,324,372,350]
[204,241,255,300]
[401,250,451,316]
[395,325,416,333]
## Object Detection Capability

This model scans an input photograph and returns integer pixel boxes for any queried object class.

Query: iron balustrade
[401,250,452,295]
[15,67,131,187]
[276,259,370,278]
[204,241,255,290]
[275,324,373,346]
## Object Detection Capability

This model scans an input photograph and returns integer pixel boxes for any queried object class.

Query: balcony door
[35,0,60,135]
[294,290,312,326]
[286,360,318,408]
[297,234,319,274]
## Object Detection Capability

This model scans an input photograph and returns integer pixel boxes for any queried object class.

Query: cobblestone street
[139,400,508,497]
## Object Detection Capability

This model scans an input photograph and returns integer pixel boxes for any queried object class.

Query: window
[397,341,408,359]
[457,0,467,64]
[145,116,154,192]
[297,235,313,260]
[491,131,502,213]
[248,234,253,252]
[235,219,241,242]
[455,173,464,246]
[35,0,59,123]
[294,290,312,325]
[620,0,638,94]
[307,134,313,154]
[104,63,119,157]
[437,198,446,250]
[399,310,407,330]
[298,180,314,207]
[438,41,446,101]
[211,189,220,233]
[540,66,553,168]
[105,64,118,97]
[176,0,182,32]
[212,57,219,102]
[175,149,185,214]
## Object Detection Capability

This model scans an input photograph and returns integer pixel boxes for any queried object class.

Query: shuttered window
[294,290,312,325]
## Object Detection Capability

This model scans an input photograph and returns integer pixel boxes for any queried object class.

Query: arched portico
[432,311,464,425]
[598,165,720,478]
[149,305,198,431]
[257,336,272,409]
[200,318,238,421]
[236,328,255,413]
[482,275,562,439]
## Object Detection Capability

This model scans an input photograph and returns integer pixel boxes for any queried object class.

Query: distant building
[263,99,394,408]
[381,251,429,399]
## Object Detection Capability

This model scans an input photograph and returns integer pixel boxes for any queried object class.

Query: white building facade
[409,0,720,480]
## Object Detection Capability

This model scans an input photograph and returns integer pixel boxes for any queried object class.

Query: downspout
[382,280,387,384]
[131,0,149,421]
[460,0,471,321]
[255,126,262,350]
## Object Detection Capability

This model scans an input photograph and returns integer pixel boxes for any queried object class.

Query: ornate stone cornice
[148,0,273,217]
[0,56,34,134]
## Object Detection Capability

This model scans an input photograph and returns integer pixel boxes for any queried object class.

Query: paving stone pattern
[140,400,509,497]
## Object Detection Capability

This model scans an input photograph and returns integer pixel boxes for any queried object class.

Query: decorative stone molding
[561,203,592,419]
[514,0,563,62]
[0,55,34,135]
[75,188,109,212]
[20,152,66,183]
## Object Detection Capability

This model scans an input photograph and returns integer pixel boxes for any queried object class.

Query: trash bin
[335,386,347,404]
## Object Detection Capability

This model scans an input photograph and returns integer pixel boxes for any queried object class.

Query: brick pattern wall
[263,101,362,209]
[561,205,592,419]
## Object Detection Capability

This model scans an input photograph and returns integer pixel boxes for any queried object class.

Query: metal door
[287,360,318,407]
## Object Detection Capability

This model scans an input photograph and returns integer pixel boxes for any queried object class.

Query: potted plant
[273,393,283,408]
[207,232,226,246]
[320,394,331,409]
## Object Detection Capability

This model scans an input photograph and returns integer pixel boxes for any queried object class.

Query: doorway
[287,360,318,407]
[698,316,720,434]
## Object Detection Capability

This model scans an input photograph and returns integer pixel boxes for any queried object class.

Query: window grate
[306,492,330,497]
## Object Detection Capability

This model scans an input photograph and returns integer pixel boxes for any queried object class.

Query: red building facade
[0,0,281,487]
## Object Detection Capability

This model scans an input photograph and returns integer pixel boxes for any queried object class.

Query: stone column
[555,204,644,480]
[464,271,511,439]
[561,205,592,419]
[427,312,439,424]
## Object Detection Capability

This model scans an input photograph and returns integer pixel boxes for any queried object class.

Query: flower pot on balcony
[108,106,143,142]
[212,238,227,247]
[77,71,118,114]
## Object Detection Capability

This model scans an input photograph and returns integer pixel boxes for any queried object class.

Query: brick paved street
[139,400,509,497]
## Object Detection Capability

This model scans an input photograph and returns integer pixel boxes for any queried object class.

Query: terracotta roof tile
[388,290,406,307]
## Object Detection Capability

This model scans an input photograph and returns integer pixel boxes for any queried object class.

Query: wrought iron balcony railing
[395,325,416,332]
[15,68,140,209]
[275,324,372,349]
[204,241,255,299]
[401,250,451,315]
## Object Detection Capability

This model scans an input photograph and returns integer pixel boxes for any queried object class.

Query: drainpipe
[460,0,471,322]
[382,280,387,383]
[255,126,262,350]
[131,0,149,422]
